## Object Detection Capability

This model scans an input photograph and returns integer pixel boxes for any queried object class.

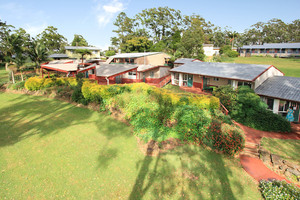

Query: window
[128,71,136,76]
[125,58,129,63]
[243,82,252,88]
[130,58,134,63]
[267,98,274,110]
[213,77,219,81]
[228,80,232,85]
[150,71,154,78]
[279,100,287,112]
[269,49,275,53]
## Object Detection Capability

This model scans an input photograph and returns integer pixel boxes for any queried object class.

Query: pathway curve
[237,123,300,187]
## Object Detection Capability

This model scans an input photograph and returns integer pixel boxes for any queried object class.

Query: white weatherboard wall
[273,99,280,114]
[179,73,183,86]
[254,66,284,89]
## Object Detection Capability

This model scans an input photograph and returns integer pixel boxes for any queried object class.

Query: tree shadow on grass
[128,144,245,199]
[0,94,93,147]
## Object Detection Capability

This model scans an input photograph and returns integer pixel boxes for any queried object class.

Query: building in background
[239,43,300,57]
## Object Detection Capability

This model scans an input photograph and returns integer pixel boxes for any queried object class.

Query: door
[115,75,122,84]
[143,72,146,82]
[203,77,208,88]
[187,74,193,87]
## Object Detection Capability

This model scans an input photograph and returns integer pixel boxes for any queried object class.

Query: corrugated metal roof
[110,52,162,58]
[96,64,137,77]
[42,63,79,72]
[255,76,300,102]
[240,43,300,49]
[170,62,271,81]
[174,58,202,64]
[65,46,101,51]
[48,53,69,58]
[137,65,156,72]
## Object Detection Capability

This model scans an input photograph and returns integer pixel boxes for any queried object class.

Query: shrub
[246,109,291,132]
[25,77,44,91]
[213,86,291,132]
[173,105,212,141]
[43,78,55,88]
[204,120,245,155]
[259,179,300,200]
[226,50,239,58]
[9,81,25,90]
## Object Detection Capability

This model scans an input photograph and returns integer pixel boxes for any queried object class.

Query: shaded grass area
[261,137,300,165]
[0,66,9,83]
[223,57,300,77]
[0,92,262,199]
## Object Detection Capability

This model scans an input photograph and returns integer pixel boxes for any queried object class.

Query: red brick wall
[122,78,142,84]
[193,82,202,89]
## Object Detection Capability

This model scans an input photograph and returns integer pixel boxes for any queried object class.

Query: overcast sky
[1,0,299,50]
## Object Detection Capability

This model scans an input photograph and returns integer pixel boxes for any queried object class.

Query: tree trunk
[11,71,15,84]
[5,62,8,71]
[21,71,24,81]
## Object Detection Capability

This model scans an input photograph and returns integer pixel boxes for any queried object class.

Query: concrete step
[240,151,260,158]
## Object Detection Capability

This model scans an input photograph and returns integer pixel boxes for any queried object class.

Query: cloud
[95,0,125,27]
[24,22,48,36]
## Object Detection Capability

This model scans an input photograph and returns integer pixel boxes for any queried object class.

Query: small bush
[204,120,245,155]
[259,179,300,200]
[9,81,25,90]
[25,77,44,91]
[43,78,55,88]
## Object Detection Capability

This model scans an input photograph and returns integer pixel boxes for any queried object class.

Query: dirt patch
[137,137,185,156]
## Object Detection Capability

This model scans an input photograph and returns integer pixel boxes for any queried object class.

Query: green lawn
[0,92,262,199]
[0,66,9,83]
[261,137,300,165]
[224,57,300,77]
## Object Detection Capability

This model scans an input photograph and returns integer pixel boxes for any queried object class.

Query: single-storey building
[173,58,202,67]
[41,60,96,78]
[170,62,284,90]
[107,52,171,65]
[92,64,138,85]
[203,44,220,57]
[239,43,300,57]
[255,76,300,122]
[48,53,69,60]
[107,52,172,84]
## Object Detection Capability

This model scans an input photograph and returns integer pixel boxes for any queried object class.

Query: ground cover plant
[213,85,291,132]
[261,138,300,165]
[0,92,262,199]
[223,57,300,78]
[259,180,300,200]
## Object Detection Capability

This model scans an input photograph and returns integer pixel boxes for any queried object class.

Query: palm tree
[27,39,48,73]
[74,49,92,64]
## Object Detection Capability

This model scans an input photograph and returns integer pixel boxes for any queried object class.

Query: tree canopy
[37,26,67,53]
[71,34,88,46]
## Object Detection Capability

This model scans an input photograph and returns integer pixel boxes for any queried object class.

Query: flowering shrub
[25,77,44,91]
[259,179,300,200]
[43,78,55,88]
[204,120,245,155]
